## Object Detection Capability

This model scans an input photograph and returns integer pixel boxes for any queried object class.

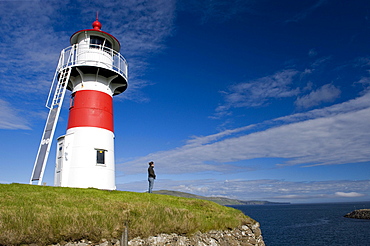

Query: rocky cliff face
[344,209,370,219]
[51,221,265,246]
[128,221,265,246]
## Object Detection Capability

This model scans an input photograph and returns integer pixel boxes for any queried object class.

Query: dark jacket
[148,166,156,179]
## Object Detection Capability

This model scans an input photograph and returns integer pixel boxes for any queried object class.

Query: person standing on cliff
[148,161,156,193]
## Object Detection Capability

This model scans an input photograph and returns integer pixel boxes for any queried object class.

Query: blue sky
[1,0,370,203]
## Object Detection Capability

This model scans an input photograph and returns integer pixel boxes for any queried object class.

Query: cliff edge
[48,222,265,246]
[129,222,265,246]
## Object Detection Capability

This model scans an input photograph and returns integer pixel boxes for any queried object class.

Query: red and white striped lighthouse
[30,17,128,190]
[55,18,128,190]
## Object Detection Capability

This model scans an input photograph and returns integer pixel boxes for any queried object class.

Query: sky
[0,0,370,204]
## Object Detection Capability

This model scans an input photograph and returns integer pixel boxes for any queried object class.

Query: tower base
[55,127,116,190]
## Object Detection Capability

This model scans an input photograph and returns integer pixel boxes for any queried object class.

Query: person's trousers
[148,177,155,193]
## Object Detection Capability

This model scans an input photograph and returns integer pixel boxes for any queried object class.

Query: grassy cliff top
[0,183,252,245]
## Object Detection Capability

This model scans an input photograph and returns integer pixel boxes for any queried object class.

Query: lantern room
[62,18,128,96]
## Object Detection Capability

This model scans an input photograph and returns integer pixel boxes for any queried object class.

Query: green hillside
[0,183,252,245]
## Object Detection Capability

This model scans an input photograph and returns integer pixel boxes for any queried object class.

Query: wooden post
[121,222,128,246]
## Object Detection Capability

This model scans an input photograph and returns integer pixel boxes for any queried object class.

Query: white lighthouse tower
[30,17,128,190]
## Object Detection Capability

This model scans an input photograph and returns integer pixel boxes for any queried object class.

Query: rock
[344,209,370,219]
[47,222,264,246]
[128,222,265,246]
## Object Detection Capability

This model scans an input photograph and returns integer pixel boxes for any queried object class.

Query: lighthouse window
[96,149,106,165]
[90,36,112,52]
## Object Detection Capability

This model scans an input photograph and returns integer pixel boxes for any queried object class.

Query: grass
[0,183,253,245]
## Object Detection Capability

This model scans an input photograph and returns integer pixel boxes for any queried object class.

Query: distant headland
[153,190,290,206]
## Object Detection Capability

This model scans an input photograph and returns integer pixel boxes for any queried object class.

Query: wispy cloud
[118,91,370,175]
[295,84,341,109]
[182,0,256,24]
[0,1,62,96]
[335,192,365,198]
[214,69,300,118]
[0,99,31,130]
[212,53,362,119]
[186,124,257,147]
[308,49,318,57]
[274,89,370,124]
[118,178,370,202]
[285,0,328,23]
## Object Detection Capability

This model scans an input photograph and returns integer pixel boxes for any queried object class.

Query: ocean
[230,202,370,246]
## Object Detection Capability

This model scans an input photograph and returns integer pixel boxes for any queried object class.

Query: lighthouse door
[55,137,65,186]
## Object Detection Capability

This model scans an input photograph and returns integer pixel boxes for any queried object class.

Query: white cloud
[335,192,365,198]
[311,56,332,68]
[118,91,370,175]
[214,69,300,117]
[295,84,341,109]
[356,76,370,94]
[274,91,370,124]
[182,0,256,24]
[357,77,370,85]
[186,124,257,147]
[0,1,61,96]
[286,0,328,23]
[213,58,346,118]
[308,49,317,57]
[118,178,370,202]
[0,99,31,130]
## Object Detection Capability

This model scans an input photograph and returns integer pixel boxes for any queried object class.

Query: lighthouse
[30,18,128,190]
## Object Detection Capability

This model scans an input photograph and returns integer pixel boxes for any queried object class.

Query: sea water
[231,202,370,246]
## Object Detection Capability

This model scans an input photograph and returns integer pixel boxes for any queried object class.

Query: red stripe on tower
[67,90,114,132]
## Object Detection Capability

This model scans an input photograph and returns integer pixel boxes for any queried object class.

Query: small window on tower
[70,93,75,108]
[96,149,106,165]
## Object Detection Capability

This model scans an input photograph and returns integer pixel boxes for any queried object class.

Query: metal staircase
[30,66,71,185]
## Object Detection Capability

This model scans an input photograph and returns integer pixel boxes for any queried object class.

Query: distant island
[153,190,290,206]
[344,209,370,220]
